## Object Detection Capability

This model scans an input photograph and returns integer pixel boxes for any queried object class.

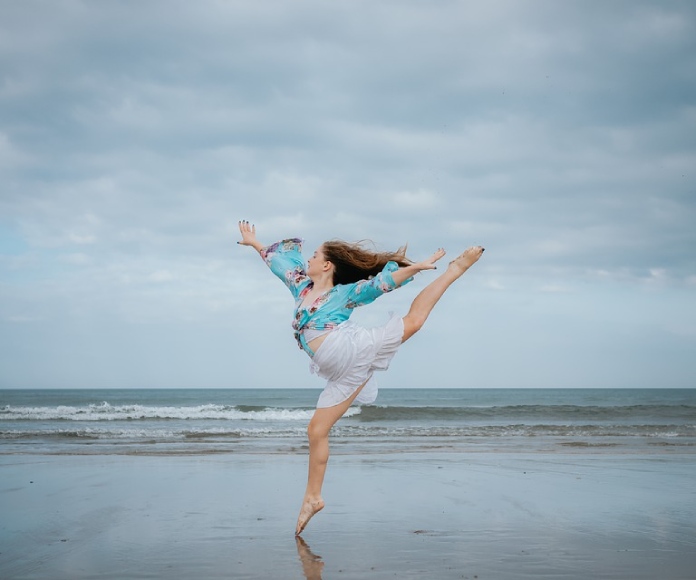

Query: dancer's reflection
[295,536,324,580]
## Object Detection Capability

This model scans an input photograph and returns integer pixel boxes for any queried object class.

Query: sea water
[1,388,694,455]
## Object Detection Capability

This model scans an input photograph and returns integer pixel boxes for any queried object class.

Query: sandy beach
[1,450,695,579]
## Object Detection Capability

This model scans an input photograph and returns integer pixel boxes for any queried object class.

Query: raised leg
[296,381,367,535]
[402,246,484,342]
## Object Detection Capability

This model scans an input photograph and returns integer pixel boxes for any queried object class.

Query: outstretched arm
[391,248,446,287]
[238,224,310,297]
[237,220,265,254]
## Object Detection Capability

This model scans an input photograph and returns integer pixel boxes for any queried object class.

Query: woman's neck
[309,272,334,292]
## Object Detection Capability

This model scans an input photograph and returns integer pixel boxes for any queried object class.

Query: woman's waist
[294,320,351,357]
[299,320,364,358]
[302,327,332,355]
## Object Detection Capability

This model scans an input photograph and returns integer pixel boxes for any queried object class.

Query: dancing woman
[237,220,484,534]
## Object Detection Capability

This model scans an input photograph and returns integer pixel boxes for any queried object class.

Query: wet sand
[1,452,695,579]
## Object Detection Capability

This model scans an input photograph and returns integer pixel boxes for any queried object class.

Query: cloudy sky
[1,0,694,390]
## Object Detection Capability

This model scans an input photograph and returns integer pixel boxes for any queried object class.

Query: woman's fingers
[426,248,446,267]
[431,248,446,262]
[237,220,256,234]
[414,248,446,270]
[237,220,256,245]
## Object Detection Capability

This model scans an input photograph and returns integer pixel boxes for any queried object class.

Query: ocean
[1,388,695,456]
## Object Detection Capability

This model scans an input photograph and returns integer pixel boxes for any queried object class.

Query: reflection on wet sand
[295,536,324,580]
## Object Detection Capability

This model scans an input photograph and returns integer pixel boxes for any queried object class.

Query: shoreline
[2,451,695,579]
[3,434,695,457]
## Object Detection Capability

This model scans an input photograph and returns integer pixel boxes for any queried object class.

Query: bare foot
[447,246,485,276]
[295,497,325,535]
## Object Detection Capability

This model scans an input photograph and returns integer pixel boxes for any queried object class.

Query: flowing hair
[322,240,412,286]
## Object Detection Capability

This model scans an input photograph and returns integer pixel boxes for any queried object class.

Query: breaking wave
[0,403,360,422]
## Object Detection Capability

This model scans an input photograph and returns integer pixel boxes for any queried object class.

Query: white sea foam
[2,423,693,442]
[0,403,361,422]
[0,425,312,439]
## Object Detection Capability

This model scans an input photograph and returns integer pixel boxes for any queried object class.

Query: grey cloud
[1,0,694,388]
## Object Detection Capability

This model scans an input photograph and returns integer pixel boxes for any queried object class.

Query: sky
[0,0,694,389]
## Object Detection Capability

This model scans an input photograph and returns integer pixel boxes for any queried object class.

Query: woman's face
[307,245,329,278]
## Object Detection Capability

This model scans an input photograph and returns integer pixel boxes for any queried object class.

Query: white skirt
[310,314,404,408]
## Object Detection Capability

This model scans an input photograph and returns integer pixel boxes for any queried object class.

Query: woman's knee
[402,314,425,342]
[307,420,330,442]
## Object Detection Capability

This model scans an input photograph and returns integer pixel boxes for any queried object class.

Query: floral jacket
[260,238,411,356]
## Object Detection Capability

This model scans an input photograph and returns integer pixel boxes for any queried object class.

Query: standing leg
[296,381,367,535]
[402,246,484,342]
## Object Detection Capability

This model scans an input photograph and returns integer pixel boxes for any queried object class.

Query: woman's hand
[411,248,446,271]
[237,220,264,252]
[391,248,446,286]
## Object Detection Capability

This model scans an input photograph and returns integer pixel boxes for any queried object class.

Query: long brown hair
[322,240,412,286]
